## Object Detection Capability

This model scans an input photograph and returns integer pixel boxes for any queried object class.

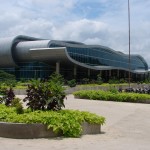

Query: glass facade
[0,35,148,81]
[2,62,55,80]
[49,42,148,71]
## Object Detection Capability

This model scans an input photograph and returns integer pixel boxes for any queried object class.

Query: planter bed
[0,122,101,139]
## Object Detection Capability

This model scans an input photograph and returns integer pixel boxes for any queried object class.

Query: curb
[0,122,101,139]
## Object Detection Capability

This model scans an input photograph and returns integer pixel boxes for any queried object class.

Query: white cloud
[0,0,150,66]
[2,19,55,38]
[51,19,107,41]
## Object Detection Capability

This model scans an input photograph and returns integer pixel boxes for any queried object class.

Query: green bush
[82,78,90,84]
[15,103,24,114]
[0,84,7,101]
[108,77,119,84]
[108,86,118,94]
[119,78,127,83]
[0,70,15,80]
[4,88,15,106]
[0,104,105,137]
[96,74,103,85]
[23,73,66,111]
[11,98,24,114]
[0,86,16,106]
[67,79,76,87]
[3,80,17,87]
[73,90,150,103]
[0,70,16,87]
[0,86,24,113]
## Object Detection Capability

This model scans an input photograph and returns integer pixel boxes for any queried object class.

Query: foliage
[108,86,118,94]
[73,90,150,103]
[11,98,24,114]
[23,73,66,111]
[49,72,64,84]
[82,78,89,84]
[119,78,127,83]
[0,84,7,103]
[3,80,17,87]
[0,96,3,104]
[96,74,103,85]
[0,70,16,87]
[90,79,96,84]
[46,73,66,110]
[0,105,105,137]
[67,79,76,87]
[0,84,7,95]
[1,87,15,106]
[0,85,22,112]
[0,70,15,80]
[15,103,24,114]
[108,77,119,84]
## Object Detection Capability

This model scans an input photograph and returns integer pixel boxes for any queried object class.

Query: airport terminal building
[0,35,148,81]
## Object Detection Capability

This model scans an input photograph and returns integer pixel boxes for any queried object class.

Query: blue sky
[0,0,150,66]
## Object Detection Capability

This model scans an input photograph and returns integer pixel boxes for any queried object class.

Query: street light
[128,0,131,88]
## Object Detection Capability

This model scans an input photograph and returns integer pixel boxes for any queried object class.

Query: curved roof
[48,40,148,73]
[0,35,41,67]
[0,35,148,74]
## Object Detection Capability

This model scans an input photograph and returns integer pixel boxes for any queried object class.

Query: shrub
[11,97,22,107]
[15,103,24,114]
[0,105,105,137]
[73,90,150,103]
[0,96,3,104]
[0,70,16,87]
[0,84,7,104]
[90,79,96,84]
[119,78,127,83]
[11,98,24,114]
[96,74,103,85]
[3,80,17,87]
[82,78,89,84]
[0,70,15,80]
[23,73,66,111]
[108,77,119,84]
[0,86,22,109]
[0,84,7,95]
[47,73,66,110]
[3,87,15,106]
[108,86,118,94]
[67,79,76,87]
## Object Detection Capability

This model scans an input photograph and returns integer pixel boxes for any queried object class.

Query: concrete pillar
[117,70,119,78]
[135,73,138,81]
[56,62,60,74]
[99,70,102,76]
[74,65,77,77]
[147,73,149,79]
[124,71,127,78]
[88,69,90,77]
[34,70,37,79]
[147,73,149,80]
[143,74,145,81]
[109,70,111,77]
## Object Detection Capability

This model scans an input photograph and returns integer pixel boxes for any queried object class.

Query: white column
[109,70,111,77]
[56,62,60,74]
[99,70,102,76]
[117,70,119,78]
[88,69,90,77]
[74,65,77,77]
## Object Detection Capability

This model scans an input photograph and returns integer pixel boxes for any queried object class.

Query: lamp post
[128,0,131,88]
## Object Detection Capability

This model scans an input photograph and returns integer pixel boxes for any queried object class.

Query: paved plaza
[0,94,150,150]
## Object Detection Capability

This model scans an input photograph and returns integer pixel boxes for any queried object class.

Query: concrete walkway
[0,95,150,150]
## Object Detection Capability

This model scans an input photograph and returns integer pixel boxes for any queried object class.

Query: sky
[0,0,150,66]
